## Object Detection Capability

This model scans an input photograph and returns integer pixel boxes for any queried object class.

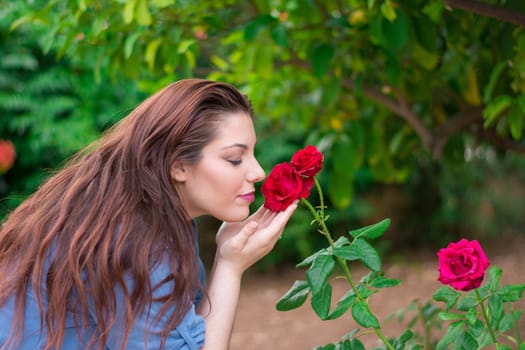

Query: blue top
[0,225,206,349]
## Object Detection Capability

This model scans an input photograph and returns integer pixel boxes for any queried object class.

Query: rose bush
[265,145,525,350]
[0,140,16,175]
[437,239,491,292]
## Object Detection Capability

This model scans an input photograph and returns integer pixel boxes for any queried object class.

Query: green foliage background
[2,0,525,267]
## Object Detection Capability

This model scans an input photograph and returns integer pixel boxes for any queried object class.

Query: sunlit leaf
[483,95,512,128]
[145,38,162,71]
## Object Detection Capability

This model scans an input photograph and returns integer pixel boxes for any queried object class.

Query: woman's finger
[231,221,259,249]
[270,201,299,232]
[246,204,267,223]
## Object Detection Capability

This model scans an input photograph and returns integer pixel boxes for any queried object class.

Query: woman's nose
[248,159,265,183]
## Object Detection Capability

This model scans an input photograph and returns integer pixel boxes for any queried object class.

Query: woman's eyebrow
[220,143,248,150]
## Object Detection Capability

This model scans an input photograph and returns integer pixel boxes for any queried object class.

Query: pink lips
[238,192,255,202]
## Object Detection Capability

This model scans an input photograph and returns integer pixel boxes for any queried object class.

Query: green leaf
[152,0,175,7]
[349,218,391,240]
[483,95,512,128]
[351,300,379,328]
[483,62,506,103]
[123,0,137,24]
[333,236,350,247]
[368,275,401,289]
[276,280,310,311]
[459,330,478,349]
[347,339,365,350]
[124,31,142,59]
[486,266,502,291]
[498,313,514,333]
[144,38,162,71]
[328,171,354,208]
[469,319,485,339]
[353,238,382,271]
[498,283,525,302]
[311,43,335,78]
[333,240,382,271]
[380,1,397,21]
[436,320,463,350]
[508,103,523,140]
[136,0,152,26]
[327,289,356,320]
[393,330,415,349]
[296,248,328,268]
[488,294,504,324]
[306,254,336,294]
[422,1,444,22]
[270,25,289,48]
[244,14,275,40]
[438,311,464,321]
[210,55,229,71]
[432,287,460,310]
[311,283,332,320]
[456,295,477,312]
[382,11,409,52]
[412,43,439,70]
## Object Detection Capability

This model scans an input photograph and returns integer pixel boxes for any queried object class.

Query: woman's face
[172,112,265,222]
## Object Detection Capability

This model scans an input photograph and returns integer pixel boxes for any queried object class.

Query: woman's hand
[214,201,298,274]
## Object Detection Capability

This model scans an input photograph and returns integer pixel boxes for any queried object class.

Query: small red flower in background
[262,145,323,212]
[437,239,490,291]
[0,140,16,175]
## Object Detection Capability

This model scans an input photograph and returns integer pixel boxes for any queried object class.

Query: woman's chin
[215,208,250,223]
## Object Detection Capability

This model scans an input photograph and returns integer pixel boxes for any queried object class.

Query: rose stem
[475,289,500,349]
[300,178,395,350]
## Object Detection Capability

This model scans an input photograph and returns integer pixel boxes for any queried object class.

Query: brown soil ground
[229,235,525,350]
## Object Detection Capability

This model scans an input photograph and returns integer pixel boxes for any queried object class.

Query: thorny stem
[300,177,395,350]
[475,289,500,349]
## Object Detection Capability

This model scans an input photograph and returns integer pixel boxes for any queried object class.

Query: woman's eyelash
[227,159,242,165]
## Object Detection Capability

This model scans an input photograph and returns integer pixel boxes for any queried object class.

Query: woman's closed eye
[227,159,242,166]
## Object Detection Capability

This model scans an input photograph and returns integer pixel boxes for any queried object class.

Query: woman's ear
[170,163,188,182]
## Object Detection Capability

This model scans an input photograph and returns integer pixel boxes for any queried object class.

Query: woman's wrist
[211,253,245,280]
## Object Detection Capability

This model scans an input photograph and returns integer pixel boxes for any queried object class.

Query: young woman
[0,79,297,350]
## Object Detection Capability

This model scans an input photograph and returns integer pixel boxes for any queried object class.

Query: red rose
[437,239,490,291]
[261,162,314,212]
[0,140,16,175]
[290,145,323,177]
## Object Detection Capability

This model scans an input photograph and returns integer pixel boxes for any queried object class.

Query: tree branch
[424,106,482,159]
[442,0,525,27]
[342,79,434,152]
[476,128,525,155]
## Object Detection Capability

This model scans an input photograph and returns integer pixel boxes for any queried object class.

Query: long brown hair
[0,79,253,349]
